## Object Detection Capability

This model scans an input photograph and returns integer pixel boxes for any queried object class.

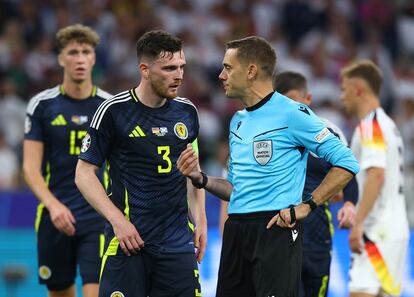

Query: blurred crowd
[1,0,414,225]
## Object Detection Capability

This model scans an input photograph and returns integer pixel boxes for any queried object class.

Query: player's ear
[139,63,150,79]
[91,52,96,67]
[57,53,65,67]
[306,93,312,105]
[355,79,365,96]
[247,64,257,80]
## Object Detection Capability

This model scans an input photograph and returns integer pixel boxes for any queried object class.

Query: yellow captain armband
[191,139,199,155]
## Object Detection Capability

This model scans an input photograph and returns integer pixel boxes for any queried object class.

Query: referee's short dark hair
[226,36,276,78]
[136,30,182,62]
[273,71,307,94]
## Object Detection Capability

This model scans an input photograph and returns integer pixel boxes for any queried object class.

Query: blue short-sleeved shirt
[227,92,359,214]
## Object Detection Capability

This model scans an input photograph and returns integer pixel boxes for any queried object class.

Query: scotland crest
[253,140,272,165]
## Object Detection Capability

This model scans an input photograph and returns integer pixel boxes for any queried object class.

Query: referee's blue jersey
[227,92,359,214]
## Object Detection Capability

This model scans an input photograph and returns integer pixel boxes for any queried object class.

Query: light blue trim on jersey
[227,92,359,214]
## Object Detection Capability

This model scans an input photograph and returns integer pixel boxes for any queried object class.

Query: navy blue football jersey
[25,85,112,221]
[79,89,200,253]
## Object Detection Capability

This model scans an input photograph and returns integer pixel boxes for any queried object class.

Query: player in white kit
[340,60,409,297]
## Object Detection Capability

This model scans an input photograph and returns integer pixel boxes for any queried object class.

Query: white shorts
[349,237,408,296]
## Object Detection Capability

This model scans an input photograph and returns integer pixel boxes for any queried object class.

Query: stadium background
[0,0,413,296]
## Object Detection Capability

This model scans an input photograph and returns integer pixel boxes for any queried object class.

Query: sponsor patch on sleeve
[314,127,331,143]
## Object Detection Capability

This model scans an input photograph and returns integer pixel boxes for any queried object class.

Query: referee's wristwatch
[303,195,318,212]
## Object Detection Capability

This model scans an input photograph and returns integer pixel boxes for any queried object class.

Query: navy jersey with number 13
[25,85,112,222]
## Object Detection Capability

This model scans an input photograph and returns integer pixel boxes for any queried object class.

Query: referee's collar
[245,92,274,112]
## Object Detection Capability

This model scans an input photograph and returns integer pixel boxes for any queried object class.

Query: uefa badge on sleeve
[81,133,91,153]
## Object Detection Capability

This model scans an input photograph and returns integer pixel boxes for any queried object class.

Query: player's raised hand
[337,201,356,229]
[112,216,145,256]
[48,199,76,236]
[177,144,199,178]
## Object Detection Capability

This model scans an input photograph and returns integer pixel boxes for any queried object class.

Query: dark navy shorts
[216,211,303,297]
[37,213,104,290]
[99,237,201,297]
[300,250,331,297]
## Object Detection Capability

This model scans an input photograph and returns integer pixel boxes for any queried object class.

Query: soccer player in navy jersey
[23,24,112,297]
[273,71,358,297]
[177,36,359,297]
[75,30,207,297]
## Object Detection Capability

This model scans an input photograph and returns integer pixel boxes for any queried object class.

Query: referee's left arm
[268,106,360,228]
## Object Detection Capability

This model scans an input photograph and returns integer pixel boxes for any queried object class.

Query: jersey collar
[245,92,274,112]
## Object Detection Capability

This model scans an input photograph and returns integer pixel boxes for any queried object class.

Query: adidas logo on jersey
[129,125,146,137]
[51,114,67,126]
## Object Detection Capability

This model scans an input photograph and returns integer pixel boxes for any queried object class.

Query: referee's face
[147,50,186,100]
[219,48,247,99]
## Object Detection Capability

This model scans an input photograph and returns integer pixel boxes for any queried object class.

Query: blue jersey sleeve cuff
[332,165,358,176]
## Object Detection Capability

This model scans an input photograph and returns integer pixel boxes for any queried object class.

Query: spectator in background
[0,78,26,151]
[0,128,19,189]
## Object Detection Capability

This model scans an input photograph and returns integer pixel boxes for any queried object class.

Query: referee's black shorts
[216,211,303,297]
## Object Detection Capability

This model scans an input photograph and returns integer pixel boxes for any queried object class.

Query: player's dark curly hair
[136,30,182,62]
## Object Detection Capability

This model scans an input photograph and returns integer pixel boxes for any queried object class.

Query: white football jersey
[351,108,409,241]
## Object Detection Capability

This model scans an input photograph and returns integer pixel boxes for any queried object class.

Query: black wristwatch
[303,196,318,211]
[192,171,208,189]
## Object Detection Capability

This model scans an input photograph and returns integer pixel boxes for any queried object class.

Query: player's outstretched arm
[23,140,76,236]
[75,159,144,256]
[187,178,207,264]
[177,144,233,201]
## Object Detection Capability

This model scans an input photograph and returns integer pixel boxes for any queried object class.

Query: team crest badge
[25,116,32,134]
[253,140,272,165]
[39,265,51,280]
[110,291,124,297]
[174,122,188,140]
[81,133,91,153]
